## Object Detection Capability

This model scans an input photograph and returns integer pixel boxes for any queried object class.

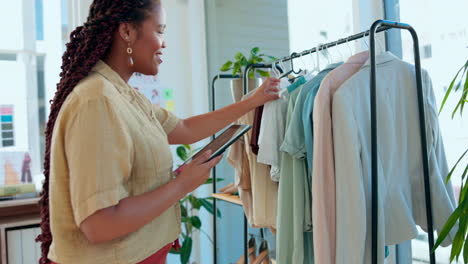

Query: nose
[162,40,167,49]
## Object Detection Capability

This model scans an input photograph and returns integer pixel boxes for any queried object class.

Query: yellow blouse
[47,61,181,264]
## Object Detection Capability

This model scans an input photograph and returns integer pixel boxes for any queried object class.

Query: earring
[127,40,134,67]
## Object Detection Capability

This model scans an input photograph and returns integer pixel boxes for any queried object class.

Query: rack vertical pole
[210,74,240,264]
[369,20,435,264]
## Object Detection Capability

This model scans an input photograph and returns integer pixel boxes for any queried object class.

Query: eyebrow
[158,24,167,31]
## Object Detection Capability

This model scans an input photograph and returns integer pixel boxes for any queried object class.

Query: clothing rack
[210,19,435,264]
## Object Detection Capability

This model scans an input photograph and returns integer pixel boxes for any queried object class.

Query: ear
[118,22,138,44]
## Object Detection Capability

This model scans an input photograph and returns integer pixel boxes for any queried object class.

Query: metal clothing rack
[210,19,435,264]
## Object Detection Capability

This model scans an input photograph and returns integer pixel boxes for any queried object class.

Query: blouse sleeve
[65,97,133,226]
[152,104,180,134]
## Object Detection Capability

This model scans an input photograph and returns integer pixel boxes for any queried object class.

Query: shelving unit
[0,197,41,264]
[211,193,243,206]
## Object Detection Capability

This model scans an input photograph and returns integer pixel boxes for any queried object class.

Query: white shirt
[332,52,457,264]
[257,79,290,181]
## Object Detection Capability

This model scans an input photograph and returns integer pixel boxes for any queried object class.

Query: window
[386,0,468,263]
[422,44,432,59]
[0,105,15,147]
[36,0,44,40]
[0,1,67,186]
[0,54,17,61]
[288,0,354,66]
[35,0,44,40]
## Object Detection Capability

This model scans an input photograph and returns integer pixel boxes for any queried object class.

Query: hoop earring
[127,42,134,67]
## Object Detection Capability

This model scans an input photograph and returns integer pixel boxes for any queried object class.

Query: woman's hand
[176,150,223,193]
[248,77,281,107]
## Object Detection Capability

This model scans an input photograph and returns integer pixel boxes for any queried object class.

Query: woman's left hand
[249,77,281,107]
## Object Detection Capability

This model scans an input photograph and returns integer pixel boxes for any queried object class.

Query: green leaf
[177,146,188,161]
[450,210,468,262]
[464,232,468,264]
[169,247,181,255]
[190,216,202,229]
[251,47,260,56]
[180,237,193,264]
[459,75,468,115]
[446,148,468,184]
[257,69,270,77]
[200,198,222,218]
[240,56,249,67]
[183,144,191,151]
[248,70,255,79]
[181,203,188,218]
[433,205,462,251]
[220,60,233,72]
[440,62,466,114]
[204,178,225,184]
[235,52,245,62]
[451,86,465,118]
[189,196,202,210]
[233,61,242,76]
[462,163,468,182]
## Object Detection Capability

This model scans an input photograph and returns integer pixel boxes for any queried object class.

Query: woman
[36,0,280,263]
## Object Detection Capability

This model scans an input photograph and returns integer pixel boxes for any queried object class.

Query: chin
[139,65,158,76]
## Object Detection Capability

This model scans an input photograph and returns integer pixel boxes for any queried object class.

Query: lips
[155,53,163,64]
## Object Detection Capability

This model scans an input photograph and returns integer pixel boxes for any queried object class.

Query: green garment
[276,82,314,264]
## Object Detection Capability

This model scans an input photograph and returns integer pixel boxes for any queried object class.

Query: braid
[35,1,160,263]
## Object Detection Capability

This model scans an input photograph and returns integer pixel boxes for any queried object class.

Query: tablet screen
[191,124,251,161]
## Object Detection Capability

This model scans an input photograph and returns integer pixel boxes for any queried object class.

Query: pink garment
[312,51,369,264]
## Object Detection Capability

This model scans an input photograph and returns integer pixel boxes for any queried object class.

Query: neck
[103,49,134,82]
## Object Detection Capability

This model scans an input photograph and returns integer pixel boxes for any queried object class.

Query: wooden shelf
[0,198,40,208]
[0,213,40,227]
[0,197,40,218]
[212,193,243,206]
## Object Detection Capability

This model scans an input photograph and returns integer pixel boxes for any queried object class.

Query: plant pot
[230,78,262,102]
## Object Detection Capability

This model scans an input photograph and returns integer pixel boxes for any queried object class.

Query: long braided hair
[36,1,160,263]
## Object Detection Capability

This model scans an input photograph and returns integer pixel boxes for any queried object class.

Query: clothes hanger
[326,44,334,64]
[311,43,321,74]
[363,32,370,50]
[376,34,385,54]
[270,60,281,78]
[346,36,354,57]
[299,51,315,81]
[335,41,344,62]
[279,52,302,79]
[290,52,302,74]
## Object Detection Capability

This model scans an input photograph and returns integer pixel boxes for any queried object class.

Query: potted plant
[169,144,223,264]
[433,58,468,263]
[220,47,277,102]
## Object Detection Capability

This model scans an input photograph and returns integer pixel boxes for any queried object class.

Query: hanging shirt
[228,93,278,228]
[276,81,313,264]
[332,52,458,264]
[311,51,369,264]
[301,63,343,175]
[249,105,264,155]
[227,128,254,224]
[257,78,303,181]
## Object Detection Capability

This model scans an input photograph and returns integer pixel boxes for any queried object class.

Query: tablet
[175,124,251,174]
[191,124,251,162]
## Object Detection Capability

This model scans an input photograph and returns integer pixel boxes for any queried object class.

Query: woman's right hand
[176,150,223,193]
